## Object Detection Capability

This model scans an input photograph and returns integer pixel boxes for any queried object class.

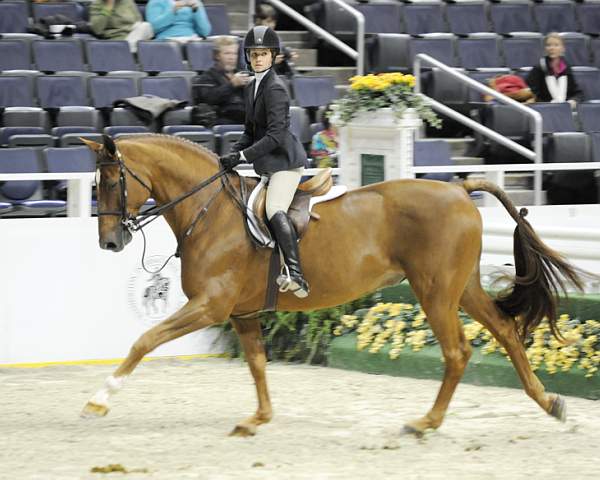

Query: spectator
[192,36,250,125]
[146,0,211,43]
[254,3,298,78]
[89,0,153,52]
[310,108,338,167]
[526,32,582,108]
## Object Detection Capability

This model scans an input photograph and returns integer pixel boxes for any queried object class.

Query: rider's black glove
[219,151,242,171]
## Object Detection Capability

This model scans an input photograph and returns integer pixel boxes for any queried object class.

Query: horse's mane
[116,133,220,164]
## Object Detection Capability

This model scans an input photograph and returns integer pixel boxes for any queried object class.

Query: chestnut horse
[81,134,583,437]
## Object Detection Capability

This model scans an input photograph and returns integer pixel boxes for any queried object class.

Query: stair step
[451,156,484,166]
[468,172,533,189]
[293,48,318,67]
[229,12,249,31]
[295,66,356,84]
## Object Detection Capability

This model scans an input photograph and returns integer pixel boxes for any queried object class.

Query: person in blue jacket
[146,0,211,42]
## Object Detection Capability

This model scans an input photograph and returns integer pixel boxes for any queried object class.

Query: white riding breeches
[265,168,304,220]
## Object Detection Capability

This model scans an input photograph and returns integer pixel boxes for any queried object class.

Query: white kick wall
[1,204,599,364]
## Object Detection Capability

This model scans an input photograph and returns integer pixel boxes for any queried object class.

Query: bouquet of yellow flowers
[332,72,441,128]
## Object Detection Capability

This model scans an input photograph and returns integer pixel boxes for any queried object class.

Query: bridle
[96,145,230,273]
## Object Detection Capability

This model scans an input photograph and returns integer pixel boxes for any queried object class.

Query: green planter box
[329,333,600,400]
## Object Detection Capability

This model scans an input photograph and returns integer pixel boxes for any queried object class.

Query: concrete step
[471,188,546,207]
[451,156,484,166]
[295,66,356,84]
[468,171,533,189]
[229,12,249,31]
[293,48,318,67]
[429,136,474,157]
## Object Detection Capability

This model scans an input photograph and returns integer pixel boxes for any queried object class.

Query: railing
[413,53,545,205]
[261,0,365,75]
[0,172,94,217]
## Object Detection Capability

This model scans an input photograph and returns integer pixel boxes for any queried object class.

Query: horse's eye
[107,181,118,190]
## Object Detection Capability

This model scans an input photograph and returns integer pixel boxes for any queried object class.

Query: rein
[97,147,230,274]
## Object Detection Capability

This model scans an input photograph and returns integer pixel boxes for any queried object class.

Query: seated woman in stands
[89,0,154,52]
[310,106,338,168]
[526,32,582,108]
[146,0,211,42]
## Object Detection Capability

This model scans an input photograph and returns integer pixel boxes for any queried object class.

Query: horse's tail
[461,179,585,341]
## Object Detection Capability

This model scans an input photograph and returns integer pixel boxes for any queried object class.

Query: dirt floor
[1,357,598,480]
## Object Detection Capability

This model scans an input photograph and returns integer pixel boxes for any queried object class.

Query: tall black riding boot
[269,210,310,298]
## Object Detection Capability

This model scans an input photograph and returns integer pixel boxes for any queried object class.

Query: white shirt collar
[254,68,270,97]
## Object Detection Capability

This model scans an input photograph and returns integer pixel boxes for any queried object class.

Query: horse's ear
[103,134,117,156]
[80,137,103,153]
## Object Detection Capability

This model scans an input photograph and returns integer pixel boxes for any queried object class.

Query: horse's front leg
[81,294,228,418]
[229,317,272,437]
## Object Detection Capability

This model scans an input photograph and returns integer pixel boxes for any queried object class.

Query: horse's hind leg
[460,273,564,421]
[81,295,225,418]
[403,285,472,436]
[229,317,273,437]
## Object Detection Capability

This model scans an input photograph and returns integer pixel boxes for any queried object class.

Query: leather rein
[96,147,241,273]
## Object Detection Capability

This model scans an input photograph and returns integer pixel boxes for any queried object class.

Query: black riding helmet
[243,25,281,68]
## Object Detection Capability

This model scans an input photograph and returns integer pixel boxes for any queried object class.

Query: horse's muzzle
[99,228,132,252]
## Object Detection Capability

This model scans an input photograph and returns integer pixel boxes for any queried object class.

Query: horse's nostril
[105,241,118,251]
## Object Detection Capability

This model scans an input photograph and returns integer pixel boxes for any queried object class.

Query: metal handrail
[413,53,544,205]
[261,0,365,75]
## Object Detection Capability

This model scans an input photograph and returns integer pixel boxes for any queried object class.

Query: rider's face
[249,48,273,72]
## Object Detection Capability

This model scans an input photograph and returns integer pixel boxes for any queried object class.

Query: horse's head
[82,135,152,252]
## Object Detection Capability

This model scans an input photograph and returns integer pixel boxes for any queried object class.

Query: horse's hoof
[549,395,567,423]
[402,423,425,438]
[80,401,109,419]
[229,424,257,437]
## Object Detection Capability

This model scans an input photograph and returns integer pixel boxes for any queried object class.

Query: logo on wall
[127,256,186,327]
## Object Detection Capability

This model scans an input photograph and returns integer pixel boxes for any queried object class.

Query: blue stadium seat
[457,35,503,70]
[593,38,600,69]
[0,148,65,214]
[577,103,600,133]
[481,103,531,164]
[369,34,411,72]
[445,2,489,36]
[86,40,138,73]
[186,41,215,72]
[173,131,216,151]
[89,76,138,108]
[162,125,209,135]
[292,76,336,108]
[137,41,187,73]
[56,106,102,129]
[44,146,95,173]
[1,109,50,139]
[354,2,402,35]
[533,1,578,34]
[140,76,191,102]
[289,106,311,144]
[0,39,31,71]
[502,34,543,70]
[212,124,244,155]
[572,67,600,101]
[410,34,457,68]
[104,125,151,137]
[403,2,447,35]
[414,140,453,182]
[0,127,47,147]
[37,75,88,108]
[545,132,594,193]
[0,2,29,34]
[425,68,469,108]
[0,75,35,107]
[528,103,577,133]
[32,40,86,73]
[559,33,592,67]
[32,2,81,22]
[577,2,600,36]
[204,4,231,35]
[489,2,536,35]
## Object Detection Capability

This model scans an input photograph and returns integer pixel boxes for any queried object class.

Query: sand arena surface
[1,357,598,480]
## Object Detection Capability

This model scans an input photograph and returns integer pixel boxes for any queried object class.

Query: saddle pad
[246,180,348,248]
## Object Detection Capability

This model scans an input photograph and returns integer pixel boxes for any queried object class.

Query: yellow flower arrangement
[331,72,441,127]
[333,302,600,378]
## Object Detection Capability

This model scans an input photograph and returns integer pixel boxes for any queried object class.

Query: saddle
[251,168,335,242]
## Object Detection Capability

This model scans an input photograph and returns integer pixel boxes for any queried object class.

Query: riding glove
[219,151,242,171]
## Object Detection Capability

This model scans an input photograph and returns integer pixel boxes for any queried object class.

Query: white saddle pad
[246,178,348,248]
